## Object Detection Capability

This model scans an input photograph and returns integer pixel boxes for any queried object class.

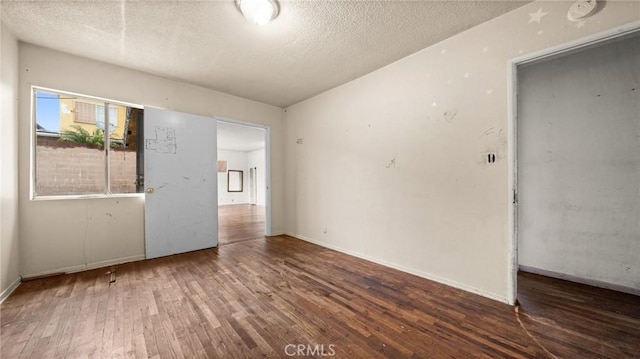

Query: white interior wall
[248,149,266,206]
[283,1,640,302]
[517,34,640,292]
[218,149,249,205]
[18,44,284,277]
[0,21,21,299]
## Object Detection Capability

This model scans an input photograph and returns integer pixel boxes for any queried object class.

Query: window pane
[34,89,143,197]
[109,106,143,194]
[35,90,106,196]
[96,105,118,131]
[74,101,96,124]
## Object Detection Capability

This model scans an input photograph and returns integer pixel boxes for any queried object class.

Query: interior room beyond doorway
[217,121,267,245]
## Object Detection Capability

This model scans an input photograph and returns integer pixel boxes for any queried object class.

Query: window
[73,101,118,129]
[74,101,96,124]
[33,88,144,197]
[96,104,118,131]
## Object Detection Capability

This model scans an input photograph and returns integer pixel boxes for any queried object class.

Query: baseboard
[285,232,509,304]
[0,277,22,304]
[22,254,146,280]
[519,265,640,296]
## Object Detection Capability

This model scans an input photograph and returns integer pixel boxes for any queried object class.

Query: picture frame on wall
[228,170,243,192]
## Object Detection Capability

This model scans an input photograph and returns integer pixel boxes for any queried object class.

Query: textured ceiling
[1,0,530,107]
[217,122,265,152]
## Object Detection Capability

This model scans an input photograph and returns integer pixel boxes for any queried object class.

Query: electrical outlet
[487,153,496,164]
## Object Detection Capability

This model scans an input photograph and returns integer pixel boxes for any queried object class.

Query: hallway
[218,204,265,245]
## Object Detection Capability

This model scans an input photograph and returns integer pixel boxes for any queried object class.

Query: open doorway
[509,23,640,304]
[507,26,640,358]
[216,120,269,245]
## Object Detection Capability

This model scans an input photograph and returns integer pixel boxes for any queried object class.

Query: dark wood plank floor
[517,271,640,359]
[0,237,532,358]
[218,204,265,245]
[2,235,638,358]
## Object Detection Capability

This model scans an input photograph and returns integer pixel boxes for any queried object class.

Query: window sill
[31,193,145,201]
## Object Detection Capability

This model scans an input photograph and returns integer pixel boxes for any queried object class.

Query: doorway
[216,120,270,245]
[508,24,640,303]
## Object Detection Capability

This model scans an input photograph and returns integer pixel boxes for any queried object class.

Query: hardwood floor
[218,204,265,245]
[1,236,638,358]
[517,271,640,358]
[0,224,640,358]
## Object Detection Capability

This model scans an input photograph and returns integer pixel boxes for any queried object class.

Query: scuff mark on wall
[480,127,498,137]
[443,109,458,123]
[480,127,506,142]
[386,157,397,169]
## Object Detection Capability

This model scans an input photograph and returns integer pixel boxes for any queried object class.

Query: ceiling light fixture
[236,0,279,25]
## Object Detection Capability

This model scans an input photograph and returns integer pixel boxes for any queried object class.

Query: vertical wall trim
[29,87,37,200]
[264,126,272,236]
[506,61,518,306]
[104,103,110,194]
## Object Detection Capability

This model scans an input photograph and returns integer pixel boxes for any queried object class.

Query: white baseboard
[22,254,146,280]
[0,277,22,304]
[285,232,509,304]
[519,265,640,296]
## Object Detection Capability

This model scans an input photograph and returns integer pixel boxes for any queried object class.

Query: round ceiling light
[236,0,280,25]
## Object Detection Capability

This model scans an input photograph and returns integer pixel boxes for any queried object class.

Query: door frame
[249,167,257,205]
[506,20,640,305]
[216,117,273,236]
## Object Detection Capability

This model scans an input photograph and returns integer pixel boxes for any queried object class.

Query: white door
[144,107,218,259]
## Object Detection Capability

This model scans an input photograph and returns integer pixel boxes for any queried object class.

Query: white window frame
[96,104,118,130]
[30,86,144,200]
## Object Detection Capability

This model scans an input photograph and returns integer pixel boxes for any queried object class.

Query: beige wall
[283,1,640,302]
[1,21,21,299]
[19,44,285,277]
